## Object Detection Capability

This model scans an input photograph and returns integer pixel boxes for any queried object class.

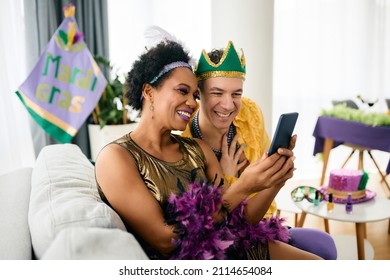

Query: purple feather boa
[165,180,290,260]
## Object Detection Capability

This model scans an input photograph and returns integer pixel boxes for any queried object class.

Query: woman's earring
[150,100,154,119]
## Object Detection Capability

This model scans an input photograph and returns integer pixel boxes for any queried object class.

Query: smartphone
[268,112,299,155]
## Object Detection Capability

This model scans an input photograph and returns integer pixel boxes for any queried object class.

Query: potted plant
[88,55,139,160]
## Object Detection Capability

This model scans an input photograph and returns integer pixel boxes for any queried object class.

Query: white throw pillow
[29,144,127,259]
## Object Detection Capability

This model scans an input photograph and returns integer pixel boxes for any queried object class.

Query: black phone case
[268,112,299,155]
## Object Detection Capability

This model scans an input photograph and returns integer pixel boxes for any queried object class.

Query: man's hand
[220,134,247,177]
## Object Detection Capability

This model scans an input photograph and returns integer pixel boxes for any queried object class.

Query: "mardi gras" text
[36,53,99,113]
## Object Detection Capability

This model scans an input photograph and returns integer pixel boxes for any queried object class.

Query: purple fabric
[165,180,290,260]
[289,228,337,260]
[313,116,390,174]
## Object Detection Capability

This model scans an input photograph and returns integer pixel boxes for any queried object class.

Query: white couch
[0,144,148,260]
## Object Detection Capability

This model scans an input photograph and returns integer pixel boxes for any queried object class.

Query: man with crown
[182,41,337,260]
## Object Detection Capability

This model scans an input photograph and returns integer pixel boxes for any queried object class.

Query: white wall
[107,0,212,81]
[210,0,274,135]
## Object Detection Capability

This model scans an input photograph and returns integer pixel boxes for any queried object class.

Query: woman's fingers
[288,134,297,150]
[269,156,296,187]
[274,134,297,156]
[244,153,295,192]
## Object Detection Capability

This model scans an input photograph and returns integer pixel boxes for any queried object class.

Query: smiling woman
[94,40,209,258]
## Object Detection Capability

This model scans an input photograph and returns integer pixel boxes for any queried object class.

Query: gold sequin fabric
[112,133,207,204]
[245,243,270,260]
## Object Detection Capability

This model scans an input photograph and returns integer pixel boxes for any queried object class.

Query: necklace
[190,111,237,160]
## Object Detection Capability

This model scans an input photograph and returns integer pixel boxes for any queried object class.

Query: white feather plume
[144,25,182,49]
[143,25,197,68]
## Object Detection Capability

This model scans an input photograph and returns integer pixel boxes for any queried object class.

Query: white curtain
[0,0,35,175]
[274,0,390,179]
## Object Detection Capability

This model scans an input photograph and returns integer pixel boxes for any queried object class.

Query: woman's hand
[220,134,247,177]
[220,135,297,222]
[272,134,297,189]
[238,153,284,193]
[238,134,297,194]
[272,153,296,190]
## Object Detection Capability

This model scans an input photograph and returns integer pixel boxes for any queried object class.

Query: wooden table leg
[318,138,334,234]
[388,219,390,234]
[297,213,329,233]
[324,219,330,233]
[320,138,334,186]
[358,150,364,170]
[341,150,356,168]
[297,212,307,227]
[356,222,366,260]
[367,151,390,193]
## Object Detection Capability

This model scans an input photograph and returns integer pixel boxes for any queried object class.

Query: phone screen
[268,112,299,155]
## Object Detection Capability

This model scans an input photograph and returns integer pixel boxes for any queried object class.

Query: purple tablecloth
[313,116,390,174]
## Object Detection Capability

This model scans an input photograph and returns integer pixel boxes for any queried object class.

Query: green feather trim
[58,30,68,45]
[321,104,390,126]
[358,170,369,191]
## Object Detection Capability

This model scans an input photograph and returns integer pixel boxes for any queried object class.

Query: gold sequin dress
[98,133,207,206]
[97,132,272,260]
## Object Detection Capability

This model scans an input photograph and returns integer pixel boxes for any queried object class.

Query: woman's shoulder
[95,134,137,166]
[95,142,129,167]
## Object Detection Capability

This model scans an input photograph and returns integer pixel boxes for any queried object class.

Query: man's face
[199,77,243,130]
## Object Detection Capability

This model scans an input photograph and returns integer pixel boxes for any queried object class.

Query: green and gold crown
[195,40,246,81]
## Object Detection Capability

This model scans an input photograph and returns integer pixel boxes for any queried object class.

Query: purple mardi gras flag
[16,4,107,143]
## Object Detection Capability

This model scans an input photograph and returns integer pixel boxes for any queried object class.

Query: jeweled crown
[195,41,246,81]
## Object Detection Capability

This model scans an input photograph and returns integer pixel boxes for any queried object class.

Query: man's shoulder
[239,97,264,119]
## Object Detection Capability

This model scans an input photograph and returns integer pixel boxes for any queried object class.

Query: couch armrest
[42,227,148,260]
[0,167,33,259]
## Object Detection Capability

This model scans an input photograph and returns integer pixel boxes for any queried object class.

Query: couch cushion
[29,144,127,259]
[0,167,33,259]
[42,227,148,260]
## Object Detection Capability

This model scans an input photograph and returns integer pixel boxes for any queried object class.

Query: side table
[293,195,390,260]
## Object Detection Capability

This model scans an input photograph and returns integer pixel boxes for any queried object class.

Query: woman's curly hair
[125,40,192,110]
